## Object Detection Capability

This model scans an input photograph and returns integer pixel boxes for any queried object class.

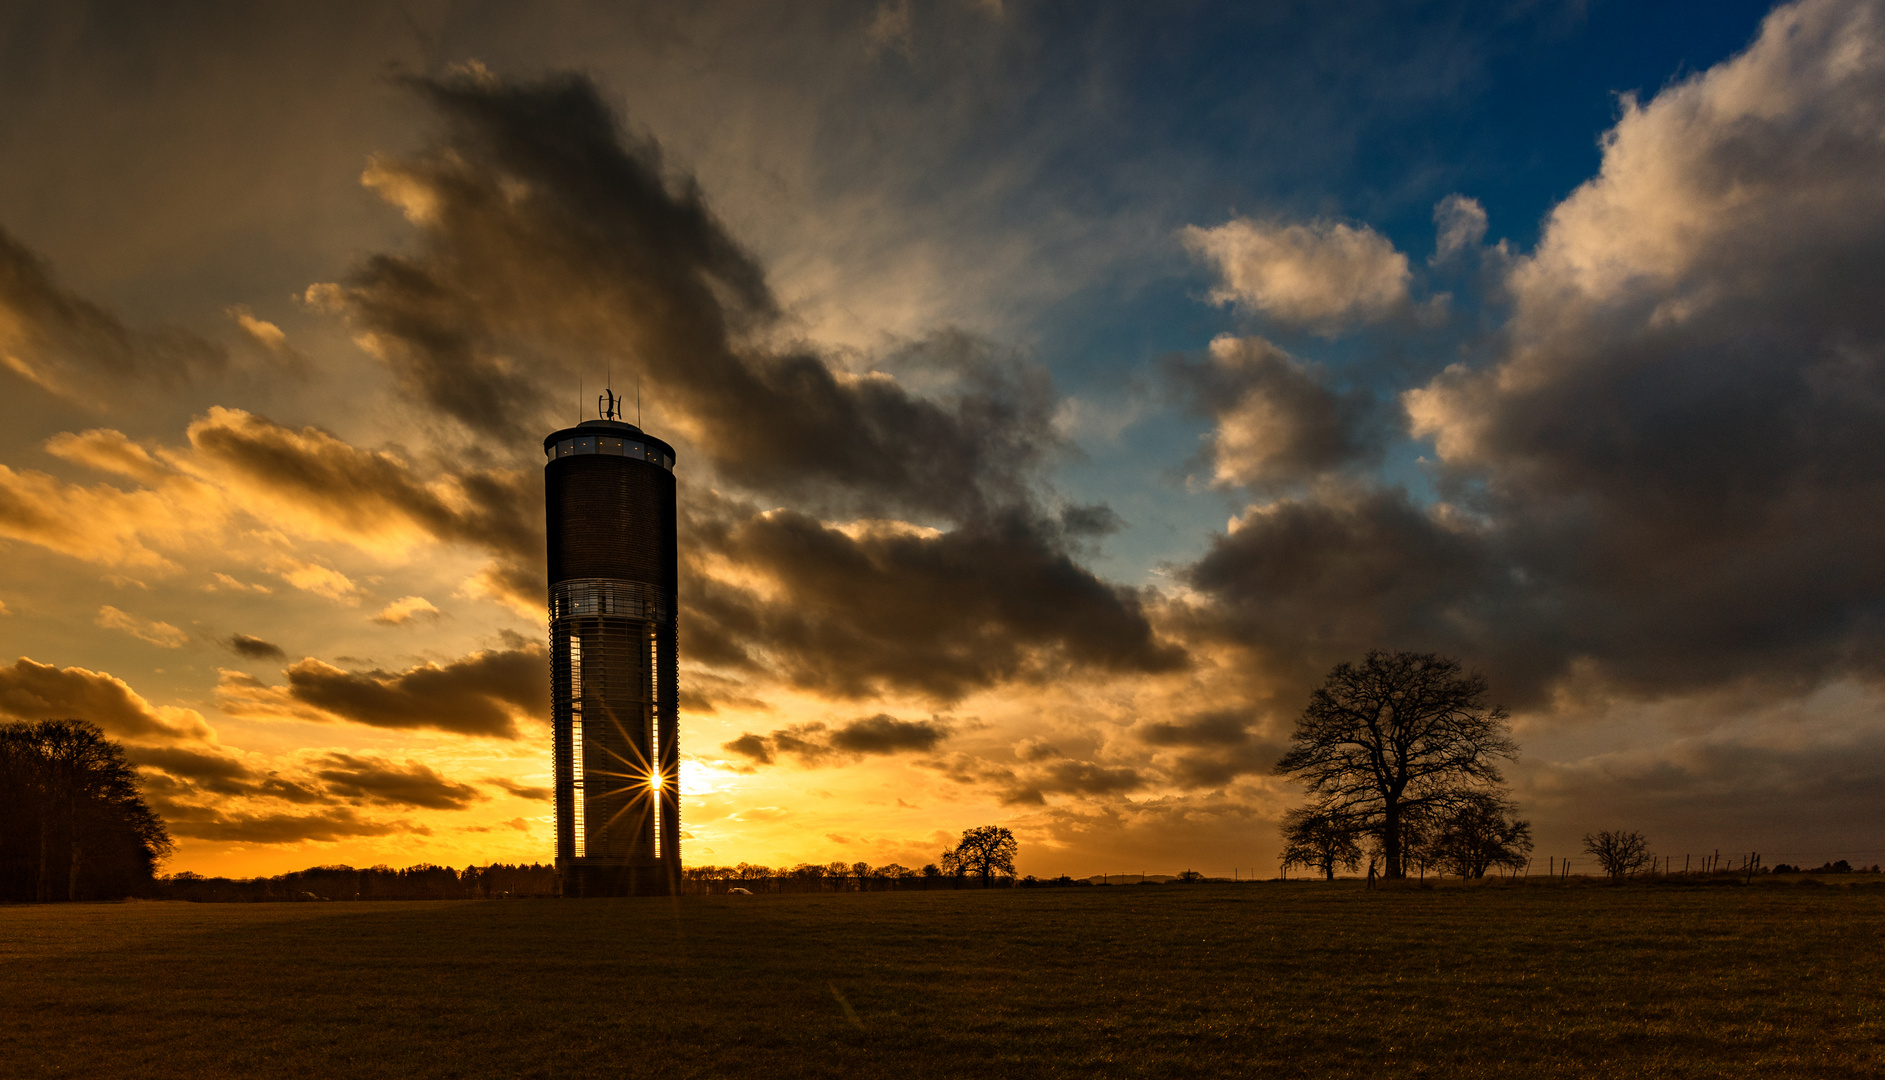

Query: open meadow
[5,880,1884,1079]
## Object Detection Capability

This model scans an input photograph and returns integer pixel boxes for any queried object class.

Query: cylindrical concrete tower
[545,396,678,897]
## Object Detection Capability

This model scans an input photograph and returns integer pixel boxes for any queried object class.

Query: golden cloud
[94,605,189,648]
[0,656,214,743]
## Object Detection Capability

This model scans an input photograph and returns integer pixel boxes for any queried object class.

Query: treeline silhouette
[147,862,1020,901]
[680,862,1014,893]
[1,719,172,902]
[157,863,561,902]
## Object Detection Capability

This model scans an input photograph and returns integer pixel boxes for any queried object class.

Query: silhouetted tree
[1397,803,1443,879]
[1582,830,1652,881]
[1278,808,1363,880]
[1275,651,1518,879]
[1431,794,1533,878]
[948,825,1017,885]
[0,720,172,901]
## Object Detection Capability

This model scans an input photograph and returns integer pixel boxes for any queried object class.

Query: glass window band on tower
[545,416,679,897]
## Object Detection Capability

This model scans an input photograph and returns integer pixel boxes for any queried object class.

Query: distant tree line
[1772,860,1876,874]
[1,720,173,901]
[157,863,561,902]
[684,827,1020,892]
[682,860,929,884]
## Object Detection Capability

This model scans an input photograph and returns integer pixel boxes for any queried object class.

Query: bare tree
[948,825,1017,885]
[1278,807,1363,880]
[1275,651,1518,879]
[1431,794,1533,879]
[1582,830,1652,881]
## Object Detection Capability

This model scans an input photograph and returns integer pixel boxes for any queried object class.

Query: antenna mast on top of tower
[595,360,629,423]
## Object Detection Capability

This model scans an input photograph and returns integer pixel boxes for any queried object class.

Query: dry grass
[4,879,1883,1078]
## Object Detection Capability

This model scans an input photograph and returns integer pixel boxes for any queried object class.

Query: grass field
[5,880,1884,1079]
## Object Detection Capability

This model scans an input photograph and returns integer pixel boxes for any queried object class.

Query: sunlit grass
[5,880,1883,1078]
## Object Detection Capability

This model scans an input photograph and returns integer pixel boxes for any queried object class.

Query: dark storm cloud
[723,713,951,768]
[1138,710,1254,748]
[312,752,485,810]
[997,758,1145,806]
[0,226,226,394]
[1166,335,1383,491]
[293,69,1184,694]
[1521,722,1885,860]
[1138,712,1289,787]
[224,633,286,660]
[1182,0,1885,716]
[327,71,1060,520]
[686,495,1185,700]
[1135,710,1287,787]
[219,643,545,738]
[676,671,771,715]
[721,732,778,765]
[1182,488,1540,701]
[1058,503,1124,539]
[829,713,950,754]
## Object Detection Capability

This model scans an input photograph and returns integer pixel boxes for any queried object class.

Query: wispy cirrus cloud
[95,605,189,648]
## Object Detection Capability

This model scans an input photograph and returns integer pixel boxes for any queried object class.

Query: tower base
[558,858,679,897]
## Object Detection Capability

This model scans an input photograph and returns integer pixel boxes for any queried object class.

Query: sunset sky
[3,0,1882,879]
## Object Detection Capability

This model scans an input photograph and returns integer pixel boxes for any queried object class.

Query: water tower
[544,390,678,896]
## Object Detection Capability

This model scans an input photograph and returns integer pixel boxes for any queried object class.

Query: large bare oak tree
[1275,651,1516,879]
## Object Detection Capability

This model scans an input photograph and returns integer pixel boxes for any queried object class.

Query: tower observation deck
[545,393,678,896]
